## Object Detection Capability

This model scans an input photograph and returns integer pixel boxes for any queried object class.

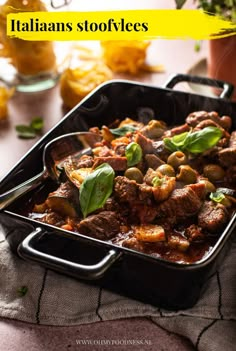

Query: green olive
[199,179,216,194]
[167,151,188,170]
[157,164,175,177]
[203,164,225,182]
[176,165,197,184]
[124,167,144,183]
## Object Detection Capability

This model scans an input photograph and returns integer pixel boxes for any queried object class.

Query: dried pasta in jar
[101,40,150,75]
[0,86,14,120]
[60,61,112,109]
[0,0,56,76]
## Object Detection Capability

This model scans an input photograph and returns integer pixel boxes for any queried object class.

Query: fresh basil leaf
[163,138,177,153]
[164,127,222,154]
[30,116,44,131]
[171,131,190,145]
[15,125,36,139]
[110,125,138,136]
[210,191,225,203]
[15,116,44,139]
[152,176,164,187]
[164,131,190,152]
[125,142,143,167]
[184,127,222,154]
[79,163,115,218]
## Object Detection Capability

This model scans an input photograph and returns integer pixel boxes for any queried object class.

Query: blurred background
[0,0,229,179]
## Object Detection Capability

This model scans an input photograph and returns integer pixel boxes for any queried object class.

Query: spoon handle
[0,170,46,210]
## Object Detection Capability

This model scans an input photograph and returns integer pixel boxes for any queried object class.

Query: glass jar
[0,0,70,92]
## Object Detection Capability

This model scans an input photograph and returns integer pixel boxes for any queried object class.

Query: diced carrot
[61,224,73,231]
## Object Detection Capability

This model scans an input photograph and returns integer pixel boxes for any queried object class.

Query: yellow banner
[6,9,236,41]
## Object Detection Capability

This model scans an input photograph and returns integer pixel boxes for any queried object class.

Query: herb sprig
[17,286,28,297]
[164,126,222,154]
[79,163,115,218]
[15,117,44,139]
[110,125,138,136]
[125,142,143,167]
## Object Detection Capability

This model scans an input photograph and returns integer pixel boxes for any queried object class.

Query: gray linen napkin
[0,229,236,351]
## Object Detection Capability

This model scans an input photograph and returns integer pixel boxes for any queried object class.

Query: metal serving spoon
[0,132,101,210]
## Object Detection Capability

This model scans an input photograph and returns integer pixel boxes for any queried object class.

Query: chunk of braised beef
[218,147,236,167]
[64,155,94,171]
[199,146,222,160]
[186,111,232,130]
[113,144,127,156]
[220,115,232,131]
[152,140,170,161]
[226,165,236,183]
[229,131,236,148]
[131,204,158,224]
[138,184,153,204]
[164,123,190,137]
[218,130,236,167]
[39,212,65,227]
[77,211,120,240]
[193,119,230,141]
[198,201,229,233]
[134,132,155,154]
[102,198,121,212]
[185,224,205,242]
[114,176,138,202]
[76,155,94,168]
[93,156,127,171]
[193,119,222,131]
[186,111,215,126]
[187,183,206,200]
[216,137,229,148]
[122,237,145,252]
[145,154,164,169]
[47,181,76,199]
[93,145,114,157]
[143,168,157,185]
[156,186,202,224]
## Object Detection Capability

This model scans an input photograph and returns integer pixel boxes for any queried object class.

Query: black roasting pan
[1,73,236,310]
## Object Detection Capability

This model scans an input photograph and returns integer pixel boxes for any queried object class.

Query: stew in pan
[29,110,236,263]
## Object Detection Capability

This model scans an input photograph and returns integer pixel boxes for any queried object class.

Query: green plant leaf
[184,126,222,153]
[30,116,44,131]
[164,126,222,154]
[152,176,164,187]
[15,125,36,139]
[171,131,190,147]
[17,286,28,297]
[15,116,44,139]
[79,163,115,218]
[210,191,225,203]
[163,131,190,152]
[110,125,138,136]
[125,142,143,167]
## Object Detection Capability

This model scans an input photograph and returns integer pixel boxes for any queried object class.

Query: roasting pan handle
[164,73,234,99]
[17,228,121,280]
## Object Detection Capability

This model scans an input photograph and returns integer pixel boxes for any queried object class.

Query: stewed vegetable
[29,111,236,264]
